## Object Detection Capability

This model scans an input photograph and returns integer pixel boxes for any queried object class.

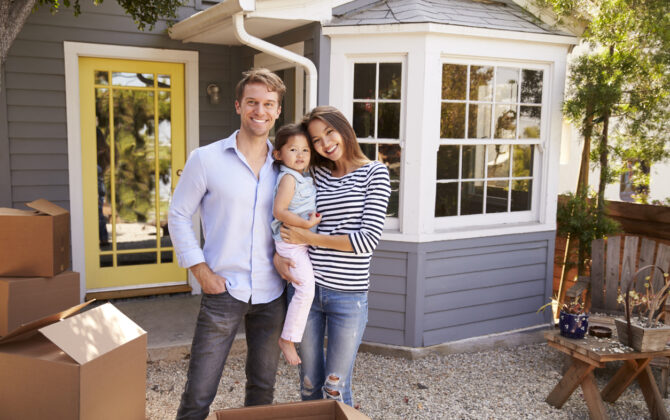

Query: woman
[275,106,391,407]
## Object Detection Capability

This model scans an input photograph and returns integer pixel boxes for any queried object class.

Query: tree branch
[0,0,39,65]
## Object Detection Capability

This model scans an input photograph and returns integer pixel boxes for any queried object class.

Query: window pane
[437,145,459,180]
[354,63,376,99]
[462,145,485,179]
[359,142,376,160]
[519,106,541,139]
[521,69,543,104]
[513,145,534,177]
[435,182,458,217]
[494,105,517,139]
[495,67,519,103]
[379,63,401,99]
[461,181,484,215]
[388,180,399,217]
[378,103,400,138]
[379,144,401,180]
[468,104,491,139]
[487,144,510,178]
[353,102,375,139]
[486,180,509,214]
[469,66,493,101]
[440,103,466,138]
[511,180,532,211]
[112,72,154,87]
[442,64,467,100]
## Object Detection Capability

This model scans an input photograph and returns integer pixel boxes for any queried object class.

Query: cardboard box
[0,302,147,420]
[206,400,371,420]
[0,270,80,336]
[0,199,71,277]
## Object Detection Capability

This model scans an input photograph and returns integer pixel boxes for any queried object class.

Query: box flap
[39,303,146,365]
[0,207,36,216]
[0,300,94,344]
[26,199,69,216]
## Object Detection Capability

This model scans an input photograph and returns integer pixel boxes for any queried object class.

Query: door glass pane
[461,181,484,215]
[442,64,467,100]
[157,74,171,87]
[379,63,401,99]
[118,252,158,266]
[468,104,491,139]
[95,71,109,85]
[486,180,509,213]
[158,91,173,249]
[462,145,485,179]
[161,250,174,263]
[378,103,400,138]
[435,182,458,217]
[354,63,376,99]
[487,145,510,178]
[495,67,519,103]
[353,102,375,139]
[113,89,157,251]
[96,88,111,251]
[112,72,155,87]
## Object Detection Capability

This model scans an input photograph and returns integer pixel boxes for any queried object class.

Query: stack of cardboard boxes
[0,199,147,420]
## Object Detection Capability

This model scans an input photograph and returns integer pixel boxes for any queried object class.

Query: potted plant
[615,265,670,351]
[558,296,589,339]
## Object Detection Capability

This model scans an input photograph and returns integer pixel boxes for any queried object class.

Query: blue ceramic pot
[559,311,589,339]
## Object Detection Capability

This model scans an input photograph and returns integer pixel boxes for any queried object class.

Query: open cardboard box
[0,270,80,336]
[206,400,371,420]
[0,199,71,277]
[0,301,147,420]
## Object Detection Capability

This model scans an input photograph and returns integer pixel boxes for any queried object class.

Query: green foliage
[557,190,620,275]
[36,0,183,30]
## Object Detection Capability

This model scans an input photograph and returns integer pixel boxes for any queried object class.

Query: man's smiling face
[235,82,281,139]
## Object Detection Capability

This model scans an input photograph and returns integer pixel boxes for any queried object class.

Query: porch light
[206,83,221,104]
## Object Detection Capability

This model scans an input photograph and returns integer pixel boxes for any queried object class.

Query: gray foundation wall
[367,230,555,347]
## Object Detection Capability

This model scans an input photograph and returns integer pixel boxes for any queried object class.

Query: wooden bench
[566,235,670,395]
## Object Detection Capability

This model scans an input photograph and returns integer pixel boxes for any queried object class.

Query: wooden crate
[615,318,670,352]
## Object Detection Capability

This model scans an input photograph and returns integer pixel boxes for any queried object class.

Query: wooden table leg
[547,359,596,408]
[602,359,648,402]
[637,363,670,420]
[582,371,610,420]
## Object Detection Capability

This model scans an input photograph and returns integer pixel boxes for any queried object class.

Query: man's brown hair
[235,68,287,103]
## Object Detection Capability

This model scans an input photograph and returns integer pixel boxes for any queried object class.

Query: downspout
[232,12,318,112]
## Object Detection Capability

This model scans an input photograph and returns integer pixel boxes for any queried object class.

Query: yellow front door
[79,57,187,291]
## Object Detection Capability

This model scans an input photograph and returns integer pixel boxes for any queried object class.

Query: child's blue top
[271,165,317,242]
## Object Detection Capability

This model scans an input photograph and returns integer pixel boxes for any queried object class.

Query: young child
[271,123,321,365]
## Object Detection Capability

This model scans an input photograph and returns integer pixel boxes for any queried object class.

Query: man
[168,68,287,420]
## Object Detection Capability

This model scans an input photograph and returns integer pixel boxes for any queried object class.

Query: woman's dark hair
[301,106,369,170]
[273,123,312,169]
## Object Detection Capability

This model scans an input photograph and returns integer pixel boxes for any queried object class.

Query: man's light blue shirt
[168,130,283,304]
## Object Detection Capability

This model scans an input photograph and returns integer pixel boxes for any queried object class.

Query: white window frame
[434,56,550,230]
[345,55,407,230]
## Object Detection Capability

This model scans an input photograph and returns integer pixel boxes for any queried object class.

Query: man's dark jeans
[176,290,286,420]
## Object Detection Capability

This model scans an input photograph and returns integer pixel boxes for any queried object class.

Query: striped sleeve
[348,163,391,255]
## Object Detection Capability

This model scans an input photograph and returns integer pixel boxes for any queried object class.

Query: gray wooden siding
[2,0,241,209]
[367,230,554,347]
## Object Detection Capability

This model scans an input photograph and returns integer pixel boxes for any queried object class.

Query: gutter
[232,12,318,111]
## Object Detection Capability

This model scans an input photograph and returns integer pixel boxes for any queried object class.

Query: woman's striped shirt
[309,161,391,292]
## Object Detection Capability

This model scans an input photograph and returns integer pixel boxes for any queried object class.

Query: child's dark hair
[273,123,312,168]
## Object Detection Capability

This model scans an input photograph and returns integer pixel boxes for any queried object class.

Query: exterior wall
[367,230,554,347]
[2,0,243,210]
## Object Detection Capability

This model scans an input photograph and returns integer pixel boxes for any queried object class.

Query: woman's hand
[280,224,311,245]
[273,252,301,286]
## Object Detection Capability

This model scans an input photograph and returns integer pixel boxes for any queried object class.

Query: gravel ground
[146,342,667,419]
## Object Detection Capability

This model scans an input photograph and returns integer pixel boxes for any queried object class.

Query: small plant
[561,296,587,315]
[618,265,670,328]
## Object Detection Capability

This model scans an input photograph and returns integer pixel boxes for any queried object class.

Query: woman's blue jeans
[176,290,286,420]
[293,284,368,407]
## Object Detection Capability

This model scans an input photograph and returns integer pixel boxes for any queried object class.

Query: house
[0,0,578,348]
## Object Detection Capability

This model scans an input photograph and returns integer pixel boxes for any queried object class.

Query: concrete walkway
[104,292,548,361]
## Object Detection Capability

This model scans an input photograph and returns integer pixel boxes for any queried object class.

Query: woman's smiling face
[307,119,345,163]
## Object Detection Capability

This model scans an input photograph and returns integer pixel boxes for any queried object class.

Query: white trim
[382,221,556,243]
[63,41,200,300]
[323,22,578,46]
[86,281,188,294]
[254,42,306,123]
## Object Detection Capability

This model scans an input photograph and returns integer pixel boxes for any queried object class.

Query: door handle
[176,169,183,176]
